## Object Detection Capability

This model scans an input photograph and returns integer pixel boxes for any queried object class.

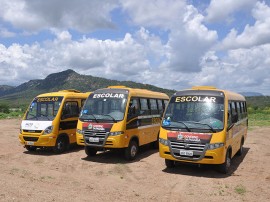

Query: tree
[0,104,10,113]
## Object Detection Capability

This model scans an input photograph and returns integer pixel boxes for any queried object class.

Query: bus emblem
[177,134,184,140]
[184,144,190,149]
[88,124,93,130]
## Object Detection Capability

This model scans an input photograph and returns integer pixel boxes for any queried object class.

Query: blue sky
[0,0,270,95]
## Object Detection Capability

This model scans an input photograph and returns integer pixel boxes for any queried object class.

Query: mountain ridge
[0,69,266,107]
[0,69,176,107]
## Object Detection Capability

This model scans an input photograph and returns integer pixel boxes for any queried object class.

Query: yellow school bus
[159,86,248,173]
[19,90,90,153]
[76,86,169,160]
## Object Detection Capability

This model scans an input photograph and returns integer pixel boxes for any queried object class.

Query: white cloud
[120,0,186,29]
[142,43,270,95]
[0,30,162,85]
[0,27,16,38]
[0,0,118,33]
[0,0,270,95]
[163,5,218,72]
[205,0,257,23]
[121,1,218,72]
[193,44,270,94]
[219,1,270,50]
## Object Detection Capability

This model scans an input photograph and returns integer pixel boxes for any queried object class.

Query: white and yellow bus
[159,86,248,173]
[76,86,169,160]
[19,90,90,153]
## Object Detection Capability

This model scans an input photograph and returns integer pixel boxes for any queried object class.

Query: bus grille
[23,130,42,133]
[83,130,108,146]
[169,140,207,161]
[23,137,39,142]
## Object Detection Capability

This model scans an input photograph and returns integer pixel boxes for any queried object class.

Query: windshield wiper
[175,121,191,132]
[185,121,216,132]
[81,113,99,122]
[102,114,117,123]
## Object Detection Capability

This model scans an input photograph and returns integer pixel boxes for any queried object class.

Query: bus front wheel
[165,159,175,168]
[25,145,37,152]
[53,136,68,154]
[218,151,231,174]
[125,140,138,161]
[85,146,97,156]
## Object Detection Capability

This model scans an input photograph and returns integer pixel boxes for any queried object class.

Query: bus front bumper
[159,143,226,165]
[19,133,57,147]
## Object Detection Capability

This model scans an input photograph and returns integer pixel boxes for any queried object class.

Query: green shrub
[0,104,10,113]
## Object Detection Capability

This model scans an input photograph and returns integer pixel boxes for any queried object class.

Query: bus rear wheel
[165,159,175,168]
[125,140,138,161]
[236,139,244,156]
[85,146,97,156]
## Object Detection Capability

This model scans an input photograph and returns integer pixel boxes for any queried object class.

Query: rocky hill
[0,69,175,107]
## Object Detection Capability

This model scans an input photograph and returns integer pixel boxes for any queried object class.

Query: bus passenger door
[60,100,80,144]
[126,98,141,146]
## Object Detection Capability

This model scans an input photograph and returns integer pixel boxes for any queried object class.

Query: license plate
[180,150,193,156]
[26,141,34,145]
[89,137,99,143]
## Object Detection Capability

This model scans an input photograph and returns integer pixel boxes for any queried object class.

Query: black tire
[165,159,175,168]
[125,140,138,161]
[152,134,159,149]
[85,146,97,156]
[152,140,159,150]
[25,145,37,152]
[218,150,231,174]
[236,139,244,156]
[53,136,68,154]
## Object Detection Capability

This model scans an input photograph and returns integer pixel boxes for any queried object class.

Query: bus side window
[157,99,163,115]
[139,98,150,115]
[149,99,158,115]
[62,101,79,119]
[241,102,246,118]
[81,99,86,108]
[163,100,168,109]
[227,102,232,127]
[237,102,242,120]
[128,98,139,119]
[231,102,238,123]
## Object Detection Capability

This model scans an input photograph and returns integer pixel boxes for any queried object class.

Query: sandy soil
[0,119,269,202]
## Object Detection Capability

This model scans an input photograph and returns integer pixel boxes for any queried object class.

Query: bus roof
[101,86,169,99]
[175,86,246,101]
[36,89,91,98]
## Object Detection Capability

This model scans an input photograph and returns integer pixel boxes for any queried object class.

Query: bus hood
[21,120,53,131]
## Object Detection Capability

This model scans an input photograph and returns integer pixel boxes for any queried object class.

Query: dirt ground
[0,119,269,202]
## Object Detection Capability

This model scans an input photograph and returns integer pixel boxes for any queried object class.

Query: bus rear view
[159,86,248,173]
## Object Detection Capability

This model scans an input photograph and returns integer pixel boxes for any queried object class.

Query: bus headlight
[159,138,169,146]
[76,129,84,135]
[43,126,53,135]
[207,143,224,150]
[109,131,123,136]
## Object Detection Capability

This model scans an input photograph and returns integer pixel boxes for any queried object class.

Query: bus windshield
[163,95,224,132]
[26,96,63,121]
[80,91,128,122]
